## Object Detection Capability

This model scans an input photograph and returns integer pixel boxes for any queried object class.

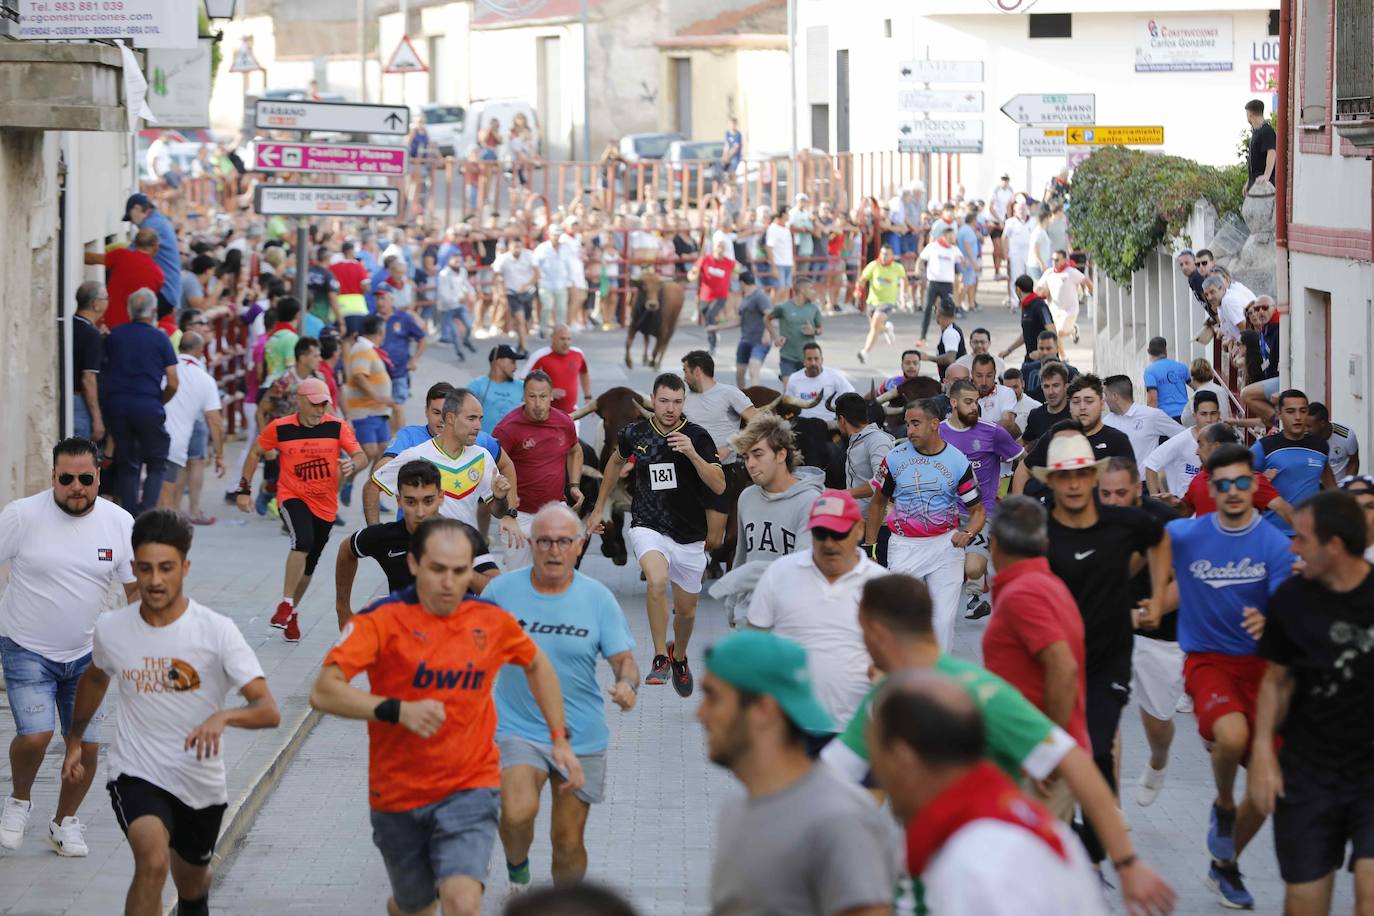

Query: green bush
[1069,147,1246,287]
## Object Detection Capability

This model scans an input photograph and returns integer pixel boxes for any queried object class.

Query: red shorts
[1183,652,1268,744]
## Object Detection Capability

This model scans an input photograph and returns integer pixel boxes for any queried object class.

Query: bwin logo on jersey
[1189,559,1267,588]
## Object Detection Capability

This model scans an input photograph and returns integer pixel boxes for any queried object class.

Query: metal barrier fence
[203,303,249,436]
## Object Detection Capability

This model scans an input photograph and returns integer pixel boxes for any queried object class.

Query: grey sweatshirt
[734,466,826,567]
[845,424,896,514]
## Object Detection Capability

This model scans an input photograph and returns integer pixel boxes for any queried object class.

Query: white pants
[500,511,537,572]
[887,530,966,650]
[1131,635,1185,721]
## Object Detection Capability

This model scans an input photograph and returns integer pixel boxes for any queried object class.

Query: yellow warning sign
[1065,125,1165,146]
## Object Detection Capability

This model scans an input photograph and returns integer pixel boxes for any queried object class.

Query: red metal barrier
[204,304,248,436]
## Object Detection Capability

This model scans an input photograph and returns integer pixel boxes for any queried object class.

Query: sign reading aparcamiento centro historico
[1135,16,1234,72]
[18,0,196,48]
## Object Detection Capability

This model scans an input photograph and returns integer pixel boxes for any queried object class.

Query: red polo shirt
[492,407,578,514]
[525,346,587,414]
[983,557,1090,751]
[104,247,166,328]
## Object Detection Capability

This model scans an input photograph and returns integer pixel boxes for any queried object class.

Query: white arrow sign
[897,89,984,113]
[897,60,984,84]
[254,185,400,219]
[1000,93,1097,125]
[897,119,984,154]
[255,100,410,136]
[1019,127,1067,157]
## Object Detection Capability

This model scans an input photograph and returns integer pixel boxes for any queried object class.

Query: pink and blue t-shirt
[873,441,981,538]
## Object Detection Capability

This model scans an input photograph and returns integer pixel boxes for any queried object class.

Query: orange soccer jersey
[323,589,537,812]
[256,414,360,522]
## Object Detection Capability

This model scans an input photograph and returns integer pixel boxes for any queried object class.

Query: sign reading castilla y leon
[253,141,409,176]
[1135,16,1234,72]
[18,0,196,48]
[254,185,400,219]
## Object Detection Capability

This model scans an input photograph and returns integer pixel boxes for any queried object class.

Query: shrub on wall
[1069,147,1246,287]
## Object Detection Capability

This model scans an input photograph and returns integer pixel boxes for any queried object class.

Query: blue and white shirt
[1167,512,1293,656]
[873,441,980,538]
[1252,433,1329,535]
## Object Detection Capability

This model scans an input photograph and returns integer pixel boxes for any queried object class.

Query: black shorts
[1273,755,1374,884]
[108,775,226,866]
[281,498,334,575]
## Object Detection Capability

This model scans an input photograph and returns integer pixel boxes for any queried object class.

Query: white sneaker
[48,816,89,857]
[882,323,897,346]
[1176,694,1194,714]
[0,796,32,850]
[1135,765,1167,807]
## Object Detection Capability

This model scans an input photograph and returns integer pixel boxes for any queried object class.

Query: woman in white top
[1002,200,1034,307]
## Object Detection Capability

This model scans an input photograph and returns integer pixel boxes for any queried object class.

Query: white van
[458,98,541,157]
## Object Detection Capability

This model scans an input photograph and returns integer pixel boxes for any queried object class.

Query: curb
[162,704,323,915]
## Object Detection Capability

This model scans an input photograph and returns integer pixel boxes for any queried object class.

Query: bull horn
[570,398,600,421]
[781,393,823,409]
[824,392,837,413]
[761,394,784,413]
[634,394,654,419]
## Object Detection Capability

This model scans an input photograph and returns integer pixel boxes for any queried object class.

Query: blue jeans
[72,397,92,440]
[370,788,500,912]
[0,636,102,741]
[439,307,474,355]
[108,412,170,515]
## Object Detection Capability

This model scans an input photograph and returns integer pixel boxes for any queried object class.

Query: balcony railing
[1335,0,1373,120]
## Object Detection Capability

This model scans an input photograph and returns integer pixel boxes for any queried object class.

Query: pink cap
[296,377,331,405]
[807,489,863,534]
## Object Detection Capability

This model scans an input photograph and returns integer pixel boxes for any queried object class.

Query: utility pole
[787,0,797,156]
[581,0,592,161]
[357,0,368,102]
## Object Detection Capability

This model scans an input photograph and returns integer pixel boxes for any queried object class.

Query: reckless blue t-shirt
[487,570,635,754]
[1168,513,1292,656]
[1251,433,1329,535]
[1143,358,1191,418]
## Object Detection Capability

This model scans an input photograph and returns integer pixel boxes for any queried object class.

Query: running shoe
[856,351,866,364]
[47,817,89,857]
[270,601,293,629]
[507,859,531,894]
[667,641,694,698]
[645,654,671,685]
[1207,803,1237,861]
[283,613,302,643]
[340,481,354,507]
[0,796,32,850]
[964,598,991,621]
[1135,765,1167,806]
[1206,861,1255,909]
[1176,694,1194,714]
[883,323,896,346]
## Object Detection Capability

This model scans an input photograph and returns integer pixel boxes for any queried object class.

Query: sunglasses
[58,472,95,486]
[1212,476,1254,493]
[811,526,853,541]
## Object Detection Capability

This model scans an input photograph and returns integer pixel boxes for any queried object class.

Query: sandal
[189,514,217,526]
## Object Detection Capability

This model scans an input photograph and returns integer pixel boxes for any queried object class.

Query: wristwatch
[505,506,519,519]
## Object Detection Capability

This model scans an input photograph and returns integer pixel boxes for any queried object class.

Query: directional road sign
[254,185,399,219]
[254,100,410,136]
[1019,127,1067,157]
[253,141,408,176]
[897,119,984,154]
[1065,125,1165,146]
[897,60,984,84]
[897,89,984,113]
[999,93,1096,125]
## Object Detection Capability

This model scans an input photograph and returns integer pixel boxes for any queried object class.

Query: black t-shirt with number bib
[349,520,497,594]
[1259,569,1374,775]
[617,417,720,544]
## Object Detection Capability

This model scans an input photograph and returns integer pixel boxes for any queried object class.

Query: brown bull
[625,280,684,370]
[741,386,823,420]
[569,387,652,565]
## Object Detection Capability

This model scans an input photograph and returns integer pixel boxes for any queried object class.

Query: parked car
[667,139,724,201]
[618,132,684,163]
[417,104,466,156]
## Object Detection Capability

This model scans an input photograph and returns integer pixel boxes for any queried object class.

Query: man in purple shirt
[941,377,1024,620]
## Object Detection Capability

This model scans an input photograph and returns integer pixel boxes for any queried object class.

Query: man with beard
[0,438,140,856]
[783,343,854,423]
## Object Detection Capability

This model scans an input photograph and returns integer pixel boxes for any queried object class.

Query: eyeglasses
[57,472,95,486]
[1212,476,1254,493]
[533,536,578,551]
[810,527,853,542]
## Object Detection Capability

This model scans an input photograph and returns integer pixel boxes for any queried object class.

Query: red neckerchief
[905,762,1067,876]
[268,321,296,338]
[936,237,952,249]
[1053,262,1069,273]
[1019,292,1039,311]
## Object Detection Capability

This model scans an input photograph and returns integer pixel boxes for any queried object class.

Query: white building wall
[797,0,1276,195]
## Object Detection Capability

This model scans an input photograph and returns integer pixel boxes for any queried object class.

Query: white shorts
[629,526,707,594]
[1131,635,1185,721]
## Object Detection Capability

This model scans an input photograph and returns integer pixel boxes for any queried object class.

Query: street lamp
[203,0,237,20]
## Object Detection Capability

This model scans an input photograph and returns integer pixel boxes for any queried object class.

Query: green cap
[705,630,835,735]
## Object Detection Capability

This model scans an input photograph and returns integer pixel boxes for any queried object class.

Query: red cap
[296,377,331,405]
[807,489,863,534]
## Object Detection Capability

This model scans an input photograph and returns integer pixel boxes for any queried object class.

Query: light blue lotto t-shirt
[469,376,526,434]
[488,570,635,754]
[1167,513,1292,656]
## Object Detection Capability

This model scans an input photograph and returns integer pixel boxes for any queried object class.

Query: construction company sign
[1135,16,1234,72]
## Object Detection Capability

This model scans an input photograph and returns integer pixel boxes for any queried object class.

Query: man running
[731,414,826,568]
[1252,491,1374,915]
[1180,423,1294,525]
[681,350,757,556]
[783,343,854,422]
[588,373,725,697]
[1252,389,1336,535]
[62,509,279,916]
[493,370,582,570]
[1157,442,1292,908]
[237,378,365,642]
[0,438,138,856]
[1102,375,1186,468]
[865,398,984,648]
[520,325,590,418]
[487,504,638,891]
[916,225,968,346]
[469,344,525,435]
[311,517,581,916]
[940,378,1024,620]
[1014,374,1134,499]
[336,460,499,627]
[1035,249,1093,345]
[855,244,907,364]
[1144,391,1220,503]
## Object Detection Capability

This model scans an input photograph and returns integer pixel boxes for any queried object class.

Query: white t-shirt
[1217,280,1256,340]
[93,600,265,809]
[765,222,795,267]
[887,196,908,226]
[686,384,755,462]
[784,367,855,421]
[1102,402,1186,467]
[531,239,568,288]
[940,324,965,357]
[0,492,135,662]
[493,249,536,291]
[558,234,587,289]
[1143,427,1202,497]
[989,185,1015,221]
[1028,226,1053,274]
[372,440,495,529]
[1039,266,1087,309]
[747,551,885,726]
[977,385,1018,424]
[1181,382,1234,426]
[1003,217,1032,263]
[1327,422,1360,479]
[1011,393,1042,431]
[955,352,1008,379]
[919,241,962,283]
[923,819,1106,916]
[164,357,221,467]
